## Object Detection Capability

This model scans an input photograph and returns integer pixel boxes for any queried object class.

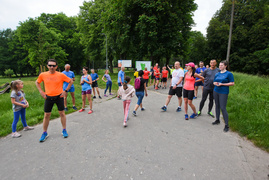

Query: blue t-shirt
[62,70,75,89]
[118,70,125,83]
[91,73,99,81]
[81,75,92,91]
[213,71,234,94]
[195,67,206,80]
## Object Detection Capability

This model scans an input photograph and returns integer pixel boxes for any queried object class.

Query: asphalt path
[0,82,268,180]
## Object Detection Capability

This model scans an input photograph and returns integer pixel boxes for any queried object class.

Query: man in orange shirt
[161,66,169,89]
[143,67,150,87]
[154,67,161,90]
[36,59,73,142]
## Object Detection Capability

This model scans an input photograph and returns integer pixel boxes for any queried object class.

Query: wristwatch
[65,90,68,92]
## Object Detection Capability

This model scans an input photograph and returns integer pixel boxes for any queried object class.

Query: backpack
[134,78,141,89]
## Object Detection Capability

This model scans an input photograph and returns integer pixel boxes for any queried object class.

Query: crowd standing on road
[9,59,235,141]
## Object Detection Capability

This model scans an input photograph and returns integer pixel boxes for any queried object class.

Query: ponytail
[191,67,196,78]
[123,76,131,90]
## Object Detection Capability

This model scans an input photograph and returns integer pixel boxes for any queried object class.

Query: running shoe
[161,106,167,111]
[123,121,127,127]
[162,87,164,89]
[23,126,34,131]
[72,106,78,110]
[88,110,93,114]
[132,111,137,116]
[79,109,85,112]
[64,107,68,111]
[141,107,145,111]
[104,94,108,97]
[12,132,21,138]
[39,132,49,142]
[93,96,96,99]
[185,114,189,120]
[197,111,201,116]
[176,107,181,112]
[223,125,229,132]
[62,129,68,138]
[99,96,102,99]
[109,93,113,95]
[190,113,198,119]
[193,96,197,99]
[208,112,215,118]
[155,87,158,90]
[212,120,220,125]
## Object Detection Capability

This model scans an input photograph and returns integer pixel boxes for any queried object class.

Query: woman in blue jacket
[212,61,234,132]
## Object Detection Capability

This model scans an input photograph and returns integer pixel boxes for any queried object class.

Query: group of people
[9,58,234,142]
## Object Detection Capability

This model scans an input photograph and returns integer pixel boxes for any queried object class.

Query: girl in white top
[118,76,135,127]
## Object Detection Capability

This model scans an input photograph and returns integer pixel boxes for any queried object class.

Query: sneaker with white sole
[12,132,21,138]
[123,121,127,127]
[39,132,49,142]
[24,126,34,131]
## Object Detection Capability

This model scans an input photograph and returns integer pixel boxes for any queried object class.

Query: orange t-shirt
[143,70,150,79]
[154,70,160,78]
[162,70,168,78]
[37,71,71,96]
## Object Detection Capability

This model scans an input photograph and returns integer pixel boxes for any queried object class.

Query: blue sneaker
[190,113,198,119]
[64,107,68,111]
[185,114,189,120]
[193,96,197,99]
[39,132,49,142]
[132,111,137,116]
[62,129,68,138]
[141,107,145,111]
[161,106,167,111]
[72,106,77,110]
[176,107,181,112]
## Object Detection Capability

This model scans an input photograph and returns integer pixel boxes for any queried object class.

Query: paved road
[0,83,268,180]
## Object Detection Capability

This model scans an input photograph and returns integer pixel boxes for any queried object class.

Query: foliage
[4,69,14,77]
[206,0,269,74]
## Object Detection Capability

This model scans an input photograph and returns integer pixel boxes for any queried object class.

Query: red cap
[185,62,195,68]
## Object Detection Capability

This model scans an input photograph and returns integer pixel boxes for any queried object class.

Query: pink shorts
[81,89,92,95]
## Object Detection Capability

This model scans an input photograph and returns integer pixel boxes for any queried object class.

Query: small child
[118,76,135,127]
[10,80,34,138]
[102,69,113,97]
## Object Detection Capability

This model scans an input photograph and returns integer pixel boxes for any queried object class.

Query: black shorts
[92,81,98,88]
[151,75,155,79]
[145,79,149,87]
[183,89,194,100]
[168,87,182,97]
[162,78,167,82]
[44,95,64,113]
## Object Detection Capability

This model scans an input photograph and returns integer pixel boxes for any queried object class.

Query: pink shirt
[184,73,195,90]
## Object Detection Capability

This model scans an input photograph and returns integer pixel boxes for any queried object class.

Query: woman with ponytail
[183,62,204,120]
[118,76,135,127]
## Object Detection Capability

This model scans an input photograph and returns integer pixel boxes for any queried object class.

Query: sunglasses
[48,64,57,67]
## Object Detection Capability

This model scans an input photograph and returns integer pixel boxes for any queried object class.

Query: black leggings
[199,88,214,113]
[214,91,229,126]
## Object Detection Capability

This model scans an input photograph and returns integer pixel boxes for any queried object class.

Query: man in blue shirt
[194,61,206,99]
[117,67,125,99]
[62,64,77,111]
[91,69,102,99]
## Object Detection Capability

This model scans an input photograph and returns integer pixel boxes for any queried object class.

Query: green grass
[227,72,269,152]
[0,70,135,137]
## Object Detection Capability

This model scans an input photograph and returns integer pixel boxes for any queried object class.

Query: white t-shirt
[171,68,184,87]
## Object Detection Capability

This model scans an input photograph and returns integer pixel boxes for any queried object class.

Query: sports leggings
[213,91,229,126]
[199,88,214,112]
[12,108,27,132]
[104,81,112,94]
[123,100,131,123]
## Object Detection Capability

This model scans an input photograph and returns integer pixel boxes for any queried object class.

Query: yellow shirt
[134,71,138,78]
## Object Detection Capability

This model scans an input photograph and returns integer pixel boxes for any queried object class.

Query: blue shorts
[136,91,144,105]
[118,82,122,87]
[64,86,75,93]
[195,81,204,86]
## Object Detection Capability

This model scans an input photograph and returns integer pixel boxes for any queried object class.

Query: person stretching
[102,69,113,97]
[118,76,135,127]
[183,62,204,120]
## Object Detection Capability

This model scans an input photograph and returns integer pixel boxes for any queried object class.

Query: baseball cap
[185,62,195,68]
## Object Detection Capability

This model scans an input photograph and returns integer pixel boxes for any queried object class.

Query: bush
[4,69,14,78]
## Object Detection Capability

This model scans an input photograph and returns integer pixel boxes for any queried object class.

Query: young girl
[10,80,34,138]
[102,69,113,97]
[79,67,93,114]
[183,62,204,120]
[118,76,135,127]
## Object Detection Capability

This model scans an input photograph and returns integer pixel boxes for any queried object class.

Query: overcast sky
[0,0,223,36]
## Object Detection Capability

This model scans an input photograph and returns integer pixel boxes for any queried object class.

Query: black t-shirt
[136,78,146,92]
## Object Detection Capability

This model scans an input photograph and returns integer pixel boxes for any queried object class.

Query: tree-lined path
[0,84,268,180]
